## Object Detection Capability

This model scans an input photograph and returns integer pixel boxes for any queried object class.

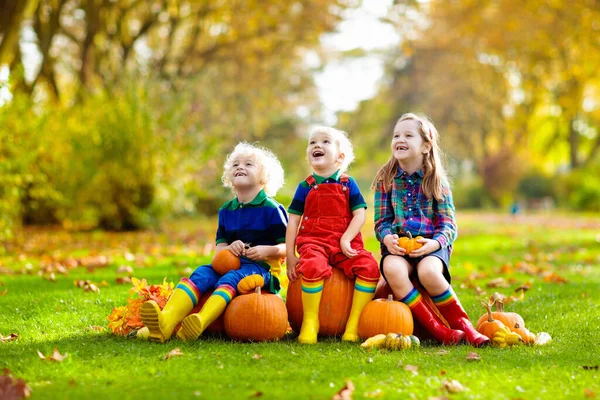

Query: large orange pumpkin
[224,287,288,342]
[286,268,354,337]
[357,294,414,340]
[212,249,241,275]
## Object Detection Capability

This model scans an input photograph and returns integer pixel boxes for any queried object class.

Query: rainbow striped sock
[431,286,456,308]
[301,279,324,294]
[354,278,377,294]
[176,278,200,307]
[213,284,236,304]
[400,287,422,308]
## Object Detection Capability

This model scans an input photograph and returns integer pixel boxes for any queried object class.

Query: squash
[224,287,288,342]
[357,295,414,340]
[476,302,507,339]
[212,249,241,275]
[360,333,419,350]
[286,268,354,337]
[237,274,265,294]
[397,231,424,253]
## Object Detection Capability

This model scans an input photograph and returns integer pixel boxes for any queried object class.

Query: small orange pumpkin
[212,249,241,275]
[286,268,354,337]
[357,294,414,340]
[476,302,506,338]
[397,231,424,253]
[224,287,288,342]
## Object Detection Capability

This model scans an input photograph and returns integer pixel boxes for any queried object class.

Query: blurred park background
[1,0,599,250]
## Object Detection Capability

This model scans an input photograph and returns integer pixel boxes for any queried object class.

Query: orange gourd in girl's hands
[212,249,241,275]
[397,231,424,253]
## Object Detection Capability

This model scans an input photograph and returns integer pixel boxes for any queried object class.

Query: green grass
[1,211,599,399]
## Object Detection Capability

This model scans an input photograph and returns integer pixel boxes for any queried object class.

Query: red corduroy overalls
[296,175,380,282]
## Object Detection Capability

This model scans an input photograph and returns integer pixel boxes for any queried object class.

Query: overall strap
[305,175,317,186]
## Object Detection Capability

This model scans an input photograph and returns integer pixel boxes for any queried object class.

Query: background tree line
[1,0,599,248]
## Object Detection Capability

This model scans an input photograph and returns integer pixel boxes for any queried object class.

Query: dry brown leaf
[0,368,31,399]
[486,278,509,288]
[404,365,419,375]
[164,348,184,360]
[38,348,68,362]
[0,289,7,296]
[251,354,262,360]
[88,326,105,332]
[466,352,481,361]
[331,380,355,400]
[115,276,132,285]
[443,380,464,393]
[0,334,18,343]
[584,388,596,398]
[439,370,447,375]
[116,265,133,274]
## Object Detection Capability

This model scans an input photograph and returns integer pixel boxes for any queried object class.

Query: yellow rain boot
[342,278,377,342]
[177,286,232,341]
[298,279,324,344]
[140,280,198,343]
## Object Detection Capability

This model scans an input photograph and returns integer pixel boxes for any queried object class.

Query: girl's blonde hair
[309,126,355,173]
[371,113,448,201]
[222,142,284,196]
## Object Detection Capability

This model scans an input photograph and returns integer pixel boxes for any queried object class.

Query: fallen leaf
[0,289,7,296]
[38,348,68,362]
[443,380,464,393]
[116,265,133,274]
[466,352,481,361]
[404,365,419,375]
[249,391,263,397]
[0,368,31,399]
[486,278,509,288]
[251,354,262,360]
[0,333,18,343]
[115,277,132,285]
[585,388,597,398]
[88,326,105,332]
[332,380,355,400]
[435,350,449,356]
[439,370,447,375]
[164,348,184,360]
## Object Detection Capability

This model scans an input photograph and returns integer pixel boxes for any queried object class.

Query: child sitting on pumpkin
[286,126,380,343]
[141,142,288,342]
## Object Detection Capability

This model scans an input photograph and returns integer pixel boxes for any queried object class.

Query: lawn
[1,211,599,399]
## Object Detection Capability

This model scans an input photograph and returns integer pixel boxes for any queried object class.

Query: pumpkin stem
[255,287,261,294]
[387,294,394,302]
[496,301,505,312]
[406,231,413,239]
[481,301,494,322]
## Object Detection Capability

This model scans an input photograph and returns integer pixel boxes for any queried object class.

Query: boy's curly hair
[309,126,355,173]
[222,142,284,196]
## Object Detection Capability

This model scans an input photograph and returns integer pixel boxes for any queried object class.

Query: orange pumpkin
[397,231,424,253]
[212,249,241,275]
[357,294,414,340]
[224,287,288,342]
[286,268,354,337]
[476,302,506,338]
[491,301,526,331]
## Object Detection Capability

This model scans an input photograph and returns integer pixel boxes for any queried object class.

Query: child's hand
[228,240,245,256]
[383,234,406,256]
[244,245,272,261]
[286,254,300,282]
[408,238,441,258]
[340,239,358,258]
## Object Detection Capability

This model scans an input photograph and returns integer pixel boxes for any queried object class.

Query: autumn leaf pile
[106,277,174,336]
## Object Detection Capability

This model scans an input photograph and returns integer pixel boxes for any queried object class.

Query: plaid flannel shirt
[373,168,457,249]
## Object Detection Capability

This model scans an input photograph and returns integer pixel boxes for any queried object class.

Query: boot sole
[177,314,203,341]
[140,301,168,343]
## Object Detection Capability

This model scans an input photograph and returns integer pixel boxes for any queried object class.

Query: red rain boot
[437,299,490,347]
[410,299,465,345]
